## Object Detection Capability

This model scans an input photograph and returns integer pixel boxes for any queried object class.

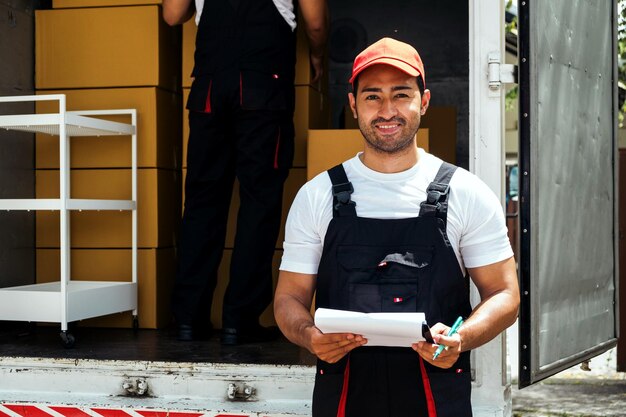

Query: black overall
[172,0,296,329]
[313,163,473,417]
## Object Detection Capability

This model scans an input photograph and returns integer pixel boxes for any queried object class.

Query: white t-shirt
[280,149,514,275]
[194,0,296,30]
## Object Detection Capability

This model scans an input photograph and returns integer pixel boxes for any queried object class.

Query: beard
[358,115,421,154]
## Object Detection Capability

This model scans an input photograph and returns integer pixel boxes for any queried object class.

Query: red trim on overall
[336,358,351,417]
[204,80,212,113]
[273,127,281,169]
[419,357,438,417]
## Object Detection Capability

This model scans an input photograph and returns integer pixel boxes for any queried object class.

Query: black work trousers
[173,70,294,329]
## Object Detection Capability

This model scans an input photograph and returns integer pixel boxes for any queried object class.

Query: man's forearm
[298,0,329,59]
[457,291,519,351]
[274,293,316,352]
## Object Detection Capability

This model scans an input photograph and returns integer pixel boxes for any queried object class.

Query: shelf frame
[0,94,138,333]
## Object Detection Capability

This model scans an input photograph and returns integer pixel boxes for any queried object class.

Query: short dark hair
[352,74,425,97]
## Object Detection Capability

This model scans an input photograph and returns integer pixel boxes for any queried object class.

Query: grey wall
[0,0,37,288]
[327,0,469,167]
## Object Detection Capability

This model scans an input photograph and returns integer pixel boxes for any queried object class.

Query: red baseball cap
[349,37,426,87]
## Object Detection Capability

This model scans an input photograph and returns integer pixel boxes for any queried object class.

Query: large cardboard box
[182,20,196,89]
[36,88,181,169]
[307,129,429,180]
[37,247,174,329]
[294,85,330,167]
[419,107,457,165]
[53,0,161,7]
[36,168,181,248]
[208,249,281,329]
[36,6,180,91]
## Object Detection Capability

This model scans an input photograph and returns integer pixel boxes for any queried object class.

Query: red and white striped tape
[0,404,265,417]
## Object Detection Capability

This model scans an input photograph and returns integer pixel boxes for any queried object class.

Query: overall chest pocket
[337,245,433,313]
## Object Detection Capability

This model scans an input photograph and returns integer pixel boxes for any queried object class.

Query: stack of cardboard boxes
[34,1,182,329]
[180,17,330,328]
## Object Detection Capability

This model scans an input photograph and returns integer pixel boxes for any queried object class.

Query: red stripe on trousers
[273,127,281,169]
[419,357,438,417]
[4,405,54,417]
[336,358,350,417]
[204,80,212,113]
[49,407,92,417]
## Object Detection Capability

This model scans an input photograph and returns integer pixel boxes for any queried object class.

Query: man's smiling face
[349,64,430,155]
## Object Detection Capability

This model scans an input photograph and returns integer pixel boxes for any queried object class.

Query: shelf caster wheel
[60,331,75,349]
[132,316,139,333]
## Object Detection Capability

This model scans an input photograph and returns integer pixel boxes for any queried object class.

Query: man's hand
[412,322,462,369]
[305,325,367,363]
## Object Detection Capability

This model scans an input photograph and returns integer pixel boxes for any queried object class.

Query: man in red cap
[274,37,519,416]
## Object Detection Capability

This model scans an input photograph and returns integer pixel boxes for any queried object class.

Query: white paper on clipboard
[314,308,427,347]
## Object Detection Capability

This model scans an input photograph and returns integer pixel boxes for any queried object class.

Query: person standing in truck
[274,37,520,416]
[163,0,328,345]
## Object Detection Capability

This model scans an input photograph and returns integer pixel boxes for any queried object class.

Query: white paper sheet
[314,308,427,347]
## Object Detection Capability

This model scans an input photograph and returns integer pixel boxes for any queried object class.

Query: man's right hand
[306,325,367,363]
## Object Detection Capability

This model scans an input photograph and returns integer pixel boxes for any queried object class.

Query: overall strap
[327,164,357,218]
[419,161,457,227]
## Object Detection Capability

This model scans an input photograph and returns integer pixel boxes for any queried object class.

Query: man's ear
[348,92,358,119]
[420,89,431,115]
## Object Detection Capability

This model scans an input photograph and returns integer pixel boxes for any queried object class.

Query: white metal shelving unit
[0,94,138,347]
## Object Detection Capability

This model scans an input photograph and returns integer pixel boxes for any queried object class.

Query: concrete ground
[511,348,626,417]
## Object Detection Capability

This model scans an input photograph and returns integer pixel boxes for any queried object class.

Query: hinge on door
[488,52,518,91]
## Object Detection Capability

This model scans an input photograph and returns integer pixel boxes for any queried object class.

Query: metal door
[518,0,618,387]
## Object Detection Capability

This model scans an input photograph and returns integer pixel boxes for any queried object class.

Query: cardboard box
[209,249,282,329]
[36,6,180,91]
[36,168,181,248]
[182,20,196,89]
[419,107,457,165]
[36,88,182,169]
[37,247,174,329]
[53,0,161,7]
[294,85,330,167]
[307,129,429,180]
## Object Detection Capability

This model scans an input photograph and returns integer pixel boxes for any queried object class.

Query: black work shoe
[177,323,213,341]
[177,324,194,341]
[220,325,281,346]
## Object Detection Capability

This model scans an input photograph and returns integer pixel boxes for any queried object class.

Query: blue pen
[432,316,464,360]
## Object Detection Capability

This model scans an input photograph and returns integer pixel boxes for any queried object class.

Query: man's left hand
[412,322,462,369]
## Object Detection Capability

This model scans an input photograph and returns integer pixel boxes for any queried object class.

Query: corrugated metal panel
[518,0,618,387]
